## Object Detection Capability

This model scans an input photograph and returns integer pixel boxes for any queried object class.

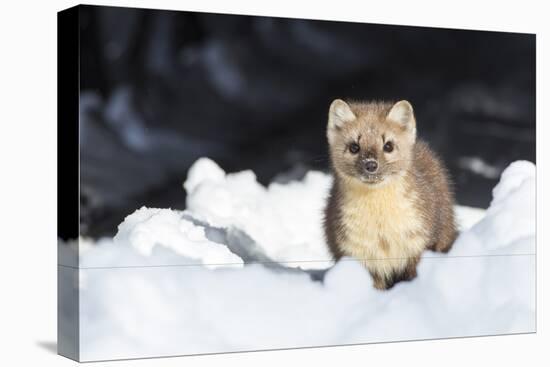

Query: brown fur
[323,99,457,290]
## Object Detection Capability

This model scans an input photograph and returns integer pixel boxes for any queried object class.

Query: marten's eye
[383,141,394,153]
[349,142,360,154]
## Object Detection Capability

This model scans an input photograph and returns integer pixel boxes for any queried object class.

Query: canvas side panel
[57,5,80,361]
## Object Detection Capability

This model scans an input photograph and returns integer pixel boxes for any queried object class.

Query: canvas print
[57,4,536,362]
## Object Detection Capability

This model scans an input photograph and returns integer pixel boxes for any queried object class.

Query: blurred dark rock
[77,5,535,238]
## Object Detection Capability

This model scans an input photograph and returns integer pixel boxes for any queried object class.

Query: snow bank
[67,159,536,361]
[76,158,487,271]
[185,158,335,268]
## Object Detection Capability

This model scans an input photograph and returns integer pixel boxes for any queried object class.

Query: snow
[59,159,536,361]
[113,208,243,268]
[185,157,335,269]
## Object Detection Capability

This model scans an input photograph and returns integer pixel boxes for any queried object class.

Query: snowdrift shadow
[182,213,329,282]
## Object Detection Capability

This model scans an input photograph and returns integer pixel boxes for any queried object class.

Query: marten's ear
[387,100,416,135]
[328,99,356,131]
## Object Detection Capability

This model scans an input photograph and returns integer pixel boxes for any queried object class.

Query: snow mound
[452,160,536,256]
[77,208,242,269]
[185,158,334,268]
[67,159,535,361]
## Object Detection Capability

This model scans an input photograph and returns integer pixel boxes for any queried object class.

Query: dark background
[77,5,536,238]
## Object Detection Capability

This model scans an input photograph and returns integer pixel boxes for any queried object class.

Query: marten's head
[327,99,417,187]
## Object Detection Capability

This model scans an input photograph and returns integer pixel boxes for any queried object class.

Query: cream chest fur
[339,177,428,278]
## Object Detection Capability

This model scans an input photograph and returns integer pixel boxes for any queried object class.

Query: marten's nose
[364,160,378,173]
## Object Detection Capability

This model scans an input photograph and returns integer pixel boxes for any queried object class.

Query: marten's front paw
[373,277,387,290]
[428,242,453,253]
[403,267,417,281]
[372,274,397,290]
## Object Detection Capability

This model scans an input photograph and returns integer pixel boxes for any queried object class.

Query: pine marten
[323,99,457,290]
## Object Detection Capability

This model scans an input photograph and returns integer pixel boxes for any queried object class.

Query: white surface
[185,158,335,268]
[0,1,548,367]
[69,160,535,361]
